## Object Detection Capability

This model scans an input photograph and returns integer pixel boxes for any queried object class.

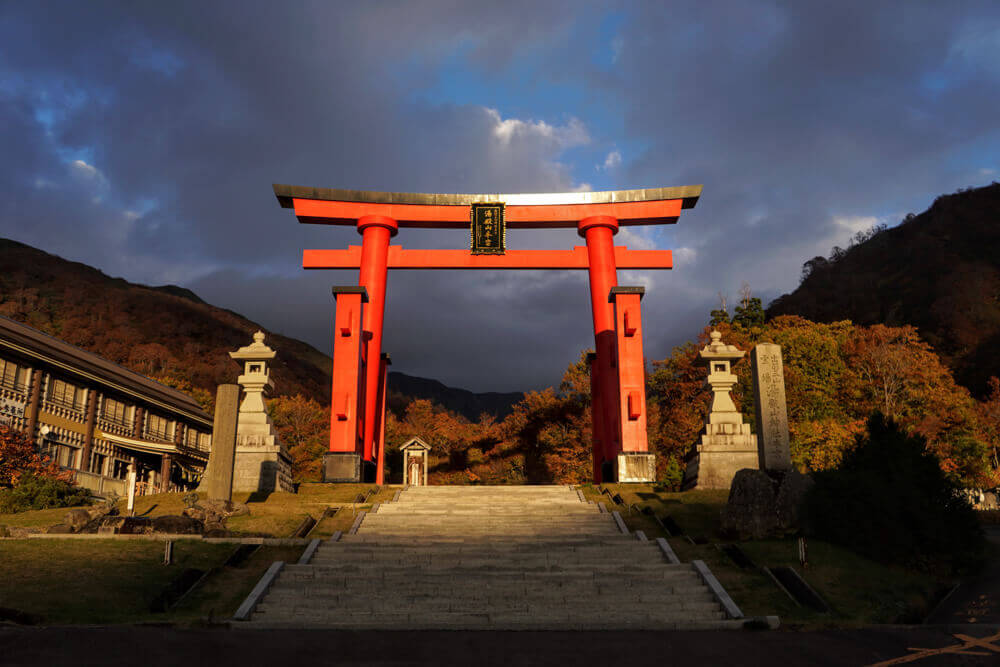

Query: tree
[269,395,330,482]
[732,282,765,329]
[0,423,69,487]
[709,292,730,326]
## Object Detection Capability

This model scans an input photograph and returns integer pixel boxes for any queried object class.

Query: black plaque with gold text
[470,203,505,255]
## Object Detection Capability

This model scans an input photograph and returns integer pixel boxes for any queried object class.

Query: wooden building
[0,316,213,496]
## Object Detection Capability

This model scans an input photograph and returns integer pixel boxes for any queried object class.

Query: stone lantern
[228,331,293,492]
[682,331,759,489]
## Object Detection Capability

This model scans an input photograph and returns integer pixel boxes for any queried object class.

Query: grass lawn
[0,483,402,537]
[0,538,305,625]
[579,483,949,627]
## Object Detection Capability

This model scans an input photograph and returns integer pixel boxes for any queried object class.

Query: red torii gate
[273,184,702,484]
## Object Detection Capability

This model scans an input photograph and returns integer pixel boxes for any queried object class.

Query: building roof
[273,184,702,209]
[0,315,212,426]
[400,436,431,451]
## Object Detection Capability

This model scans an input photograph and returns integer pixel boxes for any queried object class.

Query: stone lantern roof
[229,331,276,362]
[699,330,745,361]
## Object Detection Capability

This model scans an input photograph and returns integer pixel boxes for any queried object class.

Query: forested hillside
[768,183,1000,397]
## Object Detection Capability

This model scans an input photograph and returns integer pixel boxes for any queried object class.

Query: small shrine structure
[400,436,430,486]
[683,331,759,489]
[230,332,293,492]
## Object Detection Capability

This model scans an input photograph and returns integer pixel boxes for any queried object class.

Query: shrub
[804,413,985,573]
[0,473,92,513]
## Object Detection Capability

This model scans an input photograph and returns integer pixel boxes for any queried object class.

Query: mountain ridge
[767,182,1000,396]
[0,237,523,419]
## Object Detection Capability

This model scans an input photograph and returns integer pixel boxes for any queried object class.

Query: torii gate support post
[579,215,622,482]
[611,287,655,482]
[357,215,397,480]
[374,353,390,484]
[585,352,602,483]
[324,287,368,482]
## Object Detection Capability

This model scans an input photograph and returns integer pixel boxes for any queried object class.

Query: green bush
[0,473,92,513]
[803,413,985,573]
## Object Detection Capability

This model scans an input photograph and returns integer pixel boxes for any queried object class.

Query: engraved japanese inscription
[470,203,506,255]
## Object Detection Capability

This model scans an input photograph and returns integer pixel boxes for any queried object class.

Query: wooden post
[80,389,99,472]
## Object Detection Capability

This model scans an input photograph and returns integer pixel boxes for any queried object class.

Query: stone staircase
[240,485,746,629]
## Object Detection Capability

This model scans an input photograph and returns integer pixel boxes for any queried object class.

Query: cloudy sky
[2,1,999,392]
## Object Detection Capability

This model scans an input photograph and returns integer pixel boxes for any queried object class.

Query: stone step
[262,585,715,602]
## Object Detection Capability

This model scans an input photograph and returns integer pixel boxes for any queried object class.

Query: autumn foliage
[0,422,71,488]
[265,315,1000,488]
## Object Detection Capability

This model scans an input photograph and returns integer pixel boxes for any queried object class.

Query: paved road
[2,625,999,666]
[925,526,1000,626]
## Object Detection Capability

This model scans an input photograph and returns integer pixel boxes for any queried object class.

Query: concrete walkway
[3,625,1000,666]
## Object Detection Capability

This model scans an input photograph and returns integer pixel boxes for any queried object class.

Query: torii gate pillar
[323,286,368,482]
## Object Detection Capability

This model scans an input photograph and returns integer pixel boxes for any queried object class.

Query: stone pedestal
[616,453,655,483]
[682,422,760,490]
[324,452,361,483]
[683,331,759,490]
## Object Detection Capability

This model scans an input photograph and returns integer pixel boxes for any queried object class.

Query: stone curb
[19,534,313,545]
[297,539,321,565]
[692,559,744,619]
[328,530,342,542]
[634,530,648,542]
[233,560,285,621]
[371,502,381,513]
[349,511,367,535]
[575,489,586,503]
[611,511,629,535]
[654,537,681,564]
[392,489,402,502]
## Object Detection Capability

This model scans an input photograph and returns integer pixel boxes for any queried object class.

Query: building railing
[72,470,128,498]
[40,399,85,421]
[97,418,132,438]
[0,378,27,395]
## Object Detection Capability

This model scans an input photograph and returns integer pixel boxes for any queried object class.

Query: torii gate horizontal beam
[303,246,673,270]
[274,184,701,229]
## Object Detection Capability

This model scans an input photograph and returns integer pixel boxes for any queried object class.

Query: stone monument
[197,383,241,501]
[682,331,759,490]
[229,332,294,493]
[750,343,792,471]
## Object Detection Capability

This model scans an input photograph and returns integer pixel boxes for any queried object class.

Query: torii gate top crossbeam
[273,184,701,229]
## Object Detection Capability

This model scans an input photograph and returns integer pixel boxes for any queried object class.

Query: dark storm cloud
[1,1,999,391]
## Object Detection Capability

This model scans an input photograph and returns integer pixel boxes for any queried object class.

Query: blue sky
[1,1,999,391]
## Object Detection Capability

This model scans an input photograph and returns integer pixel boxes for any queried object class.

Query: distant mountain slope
[767,183,1000,396]
[0,238,524,416]
[0,237,332,401]
[388,371,523,421]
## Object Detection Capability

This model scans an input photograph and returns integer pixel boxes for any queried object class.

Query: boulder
[720,469,779,540]
[63,509,92,533]
[228,502,250,517]
[151,515,203,535]
[776,470,815,530]
[182,507,207,523]
[0,525,9,538]
[203,521,228,537]
[46,523,74,534]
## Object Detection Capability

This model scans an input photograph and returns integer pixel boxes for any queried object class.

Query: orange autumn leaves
[270,316,1000,488]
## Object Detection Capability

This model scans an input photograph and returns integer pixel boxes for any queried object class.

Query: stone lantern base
[682,422,759,490]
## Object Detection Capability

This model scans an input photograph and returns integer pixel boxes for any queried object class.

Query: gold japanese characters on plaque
[470,202,506,255]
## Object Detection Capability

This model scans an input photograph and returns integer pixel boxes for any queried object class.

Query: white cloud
[599,149,622,171]
[831,215,883,236]
[487,108,590,149]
